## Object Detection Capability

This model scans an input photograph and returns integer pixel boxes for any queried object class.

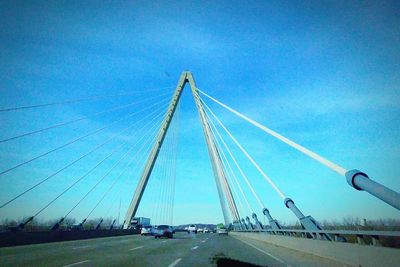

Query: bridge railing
[234,228,400,247]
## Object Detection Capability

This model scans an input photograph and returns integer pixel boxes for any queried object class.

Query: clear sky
[0,1,399,226]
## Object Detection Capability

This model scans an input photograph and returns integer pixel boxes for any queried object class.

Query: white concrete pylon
[123,71,238,228]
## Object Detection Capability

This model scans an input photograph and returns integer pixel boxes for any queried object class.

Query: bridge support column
[284,198,332,241]
[245,216,254,230]
[252,213,263,230]
[262,208,282,231]
[346,169,400,211]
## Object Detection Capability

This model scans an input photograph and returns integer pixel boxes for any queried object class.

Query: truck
[130,217,150,229]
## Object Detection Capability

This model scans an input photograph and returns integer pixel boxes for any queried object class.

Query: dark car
[154,225,174,239]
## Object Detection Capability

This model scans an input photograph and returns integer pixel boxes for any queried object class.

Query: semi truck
[130,217,150,229]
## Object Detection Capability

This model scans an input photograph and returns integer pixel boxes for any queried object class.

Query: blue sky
[0,1,399,226]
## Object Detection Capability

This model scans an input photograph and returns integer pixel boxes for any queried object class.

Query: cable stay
[14,112,164,229]
[32,141,127,219]
[198,89,347,176]
[204,104,266,208]
[159,133,171,224]
[157,134,172,225]
[168,104,180,225]
[207,113,265,229]
[103,137,155,225]
[0,104,168,209]
[0,91,172,144]
[217,157,241,222]
[218,155,243,221]
[82,124,159,224]
[211,125,249,216]
[149,102,180,225]
[200,89,400,212]
[201,98,286,199]
[166,114,179,225]
[35,113,165,220]
[0,97,170,177]
[58,116,162,224]
[48,125,161,231]
[0,86,174,113]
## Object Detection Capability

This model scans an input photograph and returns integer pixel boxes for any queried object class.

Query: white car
[203,228,210,233]
[197,228,203,233]
[187,224,197,233]
[217,227,228,235]
[141,225,154,236]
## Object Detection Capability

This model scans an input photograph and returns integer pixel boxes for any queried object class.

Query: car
[197,228,203,233]
[141,225,154,236]
[154,225,174,239]
[217,227,228,235]
[187,224,197,233]
[204,228,210,233]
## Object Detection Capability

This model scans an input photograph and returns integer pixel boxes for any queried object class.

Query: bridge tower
[123,71,239,228]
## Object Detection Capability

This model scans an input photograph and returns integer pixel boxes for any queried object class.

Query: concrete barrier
[231,232,400,267]
[0,229,139,247]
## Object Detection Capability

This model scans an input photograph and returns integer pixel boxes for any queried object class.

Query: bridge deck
[0,232,346,267]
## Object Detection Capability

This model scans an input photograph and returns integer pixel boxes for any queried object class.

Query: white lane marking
[236,238,289,266]
[191,246,199,250]
[201,240,206,243]
[129,245,144,251]
[168,258,182,267]
[161,240,167,243]
[62,260,90,267]
[72,245,90,250]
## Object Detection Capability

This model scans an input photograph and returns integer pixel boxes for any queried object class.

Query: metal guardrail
[234,228,400,246]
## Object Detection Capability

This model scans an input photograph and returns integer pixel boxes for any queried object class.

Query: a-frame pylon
[123,71,239,228]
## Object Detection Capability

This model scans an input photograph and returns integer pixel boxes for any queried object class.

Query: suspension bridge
[0,71,399,267]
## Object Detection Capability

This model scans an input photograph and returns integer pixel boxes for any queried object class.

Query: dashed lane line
[168,258,182,267]
[61,260,90,267]
[235,238,290,266]
[129,246,144,251]
[72,245,90,250]
[191,246,199,250]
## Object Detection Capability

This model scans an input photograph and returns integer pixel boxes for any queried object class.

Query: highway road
[0,232,348,266]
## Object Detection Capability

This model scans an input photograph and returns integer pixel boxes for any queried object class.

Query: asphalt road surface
[0,232,348,267]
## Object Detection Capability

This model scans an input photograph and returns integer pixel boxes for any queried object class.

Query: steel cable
[0,91,172,144]
[201,98,286,199]
[198,89,347,176]
[0,103,168,209]
[84,122,162,221]
[62,116,163,219]
[0,86,174,113]
[0,97,170,177]
[202,102,266,208]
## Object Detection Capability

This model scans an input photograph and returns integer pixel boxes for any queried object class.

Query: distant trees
[319,217,400,231]
[0,216,117,231]
[216,223,224,228]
